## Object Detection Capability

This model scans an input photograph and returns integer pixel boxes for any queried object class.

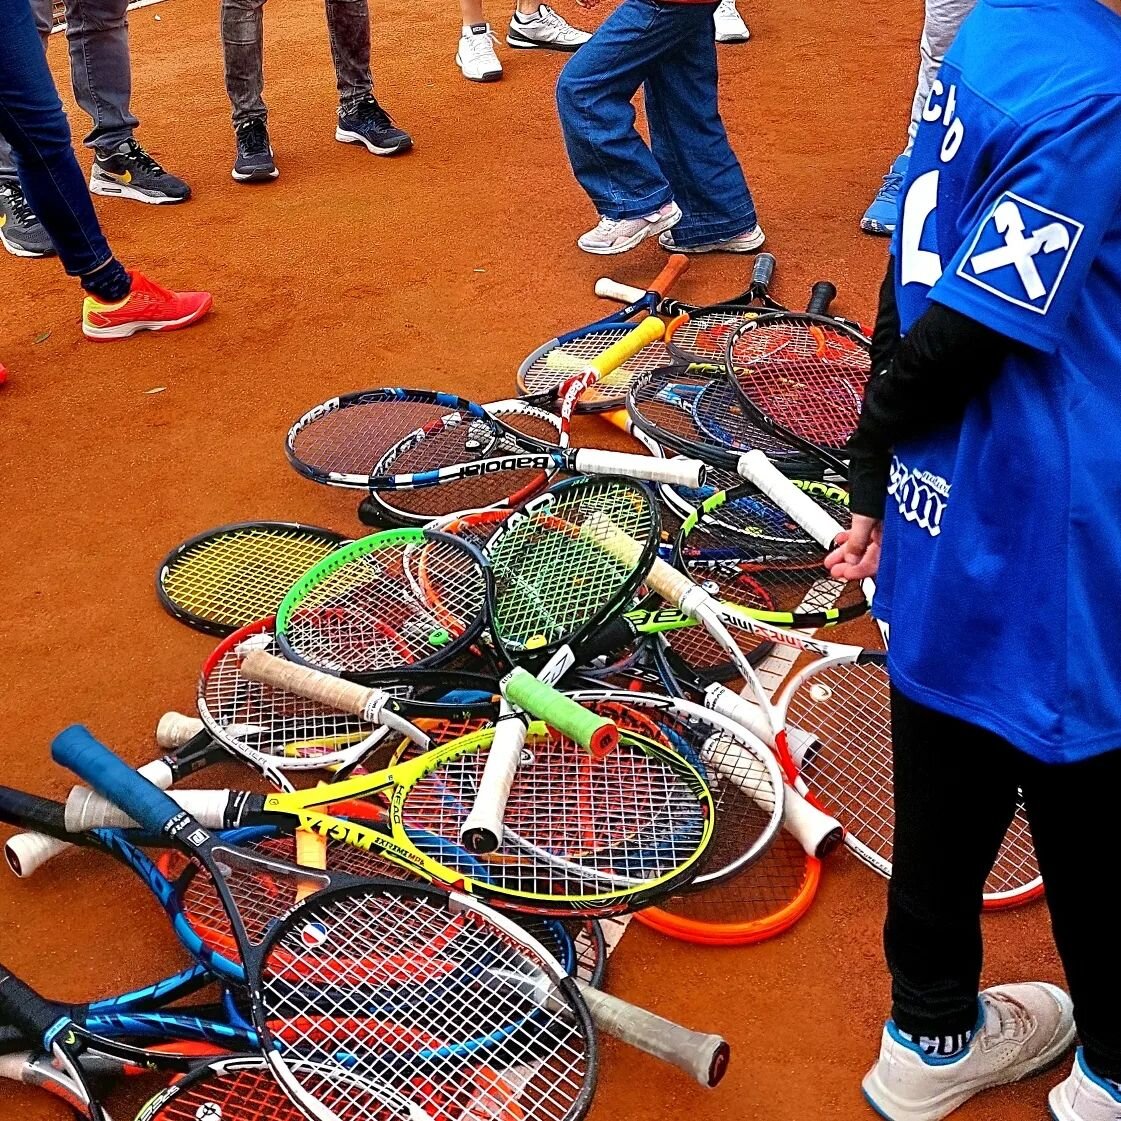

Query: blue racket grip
[51,725,186,837]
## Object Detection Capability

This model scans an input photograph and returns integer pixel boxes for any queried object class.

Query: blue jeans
[0,0,140,179]
[0,0,115,276]
[555,0,757,246]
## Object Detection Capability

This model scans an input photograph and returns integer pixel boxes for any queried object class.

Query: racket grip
[735,450,846,550]
[65,787,230,832]
[650,253,690,296]
[806,280,837,316]
[0,967,63,1039]
[52,726,188,835]
[459,707,527,854]
[587,316,664,378]
[156,711,204,748]
[238,649,373,718]
[577,982,730,1087]
[571,449,706,488]
[501,668,617,757]
[782,784,844,858]
[751,252,776,293]
[594,278,646,304]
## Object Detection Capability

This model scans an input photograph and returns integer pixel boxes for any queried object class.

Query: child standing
[555,0,762,255]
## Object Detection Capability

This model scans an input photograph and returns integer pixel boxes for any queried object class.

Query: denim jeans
[0,0,139,180]
[0,0,114,275]
[221,0,373,126]
[555,0,757,246]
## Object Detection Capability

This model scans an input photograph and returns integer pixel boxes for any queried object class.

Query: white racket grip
[238,649,374,718]
[594,278,646,304]
[782,783,844,857]
[577,982,730,1087]
[5,832,68,879]
[458,707,527,854]
[572,449,706,488]
[703,682,818,762]
[64,787,230,832]
[156,711,205,748]
[736,450,846,549]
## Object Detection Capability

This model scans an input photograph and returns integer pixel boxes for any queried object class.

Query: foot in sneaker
[577,201,682,255]
[82,271,213,341]
[336,95,413,155]
[862,983,1075,1121]
[658,223,764,254]
[714,0,750,42]
[0,179,55,258]
[506,4,590,51]
[89,138,190,204]
[1050,1050,1121,1121]
[232,119,279,182]
[457,24,503,81]
[861,152,909,235]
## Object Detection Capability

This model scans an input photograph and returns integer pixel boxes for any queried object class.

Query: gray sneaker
[0,180,54,258]
[90,138,191,204]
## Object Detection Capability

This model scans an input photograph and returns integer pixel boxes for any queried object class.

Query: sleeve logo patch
[957,192,1083,314]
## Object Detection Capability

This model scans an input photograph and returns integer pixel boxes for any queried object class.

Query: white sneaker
[714,0,750,42]
[507,4,590,50]
[658,224,765,254]
[577,202,682,255]
[1050,1050,1121,1121]
[862,983,1076,1121]
[456,23,503,81]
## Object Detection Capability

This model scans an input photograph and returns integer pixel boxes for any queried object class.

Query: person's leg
[642,1,759,248]
[1021,748,1121,1089]
[329,0,412,154]
[860,0,977,234]
[221,0,278,181]
[456,0,503,81]
[863,687,1075,1120]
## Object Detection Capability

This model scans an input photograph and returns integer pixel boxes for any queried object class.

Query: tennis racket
[54,726,603,1121]
[156,522,348,637]
[723,287,871,473]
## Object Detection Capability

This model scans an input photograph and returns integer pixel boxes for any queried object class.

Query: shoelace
[716,0,738,15]
[236,120,271,158]
[347,97,394,130]
[116,139,166,176]
[984,994,1034,1043]
[879,167,906,194]
[0,183,36,226]
[463,28,499,59]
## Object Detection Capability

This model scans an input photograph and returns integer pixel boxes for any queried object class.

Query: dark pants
[887,686,1121,1081]
[0,0,114,276]
[0,0,139,178]
[220,0,373,126]
[555,0,757,245]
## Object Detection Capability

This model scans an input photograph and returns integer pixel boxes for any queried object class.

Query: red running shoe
[82,271,212,341]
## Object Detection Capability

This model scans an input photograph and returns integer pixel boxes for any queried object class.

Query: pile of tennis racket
[0,254,1043,1121]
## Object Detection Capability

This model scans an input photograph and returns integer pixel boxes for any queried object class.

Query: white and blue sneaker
[861,152,909,236]
[862,983,1075,1121]
[1050,1050,1121,1121]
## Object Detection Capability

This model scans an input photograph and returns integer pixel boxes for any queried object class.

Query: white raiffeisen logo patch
[888,456,949,537]
[958,192,1082,314]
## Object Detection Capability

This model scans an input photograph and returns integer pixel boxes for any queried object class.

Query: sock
[512,7,541,22]
[81,258,131,304]
[464,21,489,34]
[898,1027,974,1059]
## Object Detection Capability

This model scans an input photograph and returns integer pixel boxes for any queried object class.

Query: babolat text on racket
[724,282,871,472]
[156,521,348,637]
[54,726,603,1121]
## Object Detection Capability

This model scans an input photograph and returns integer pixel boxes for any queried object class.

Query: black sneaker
[232,118,279,183]
[335,96,413,156]
[0,180,54,258]
[90,138,191,204]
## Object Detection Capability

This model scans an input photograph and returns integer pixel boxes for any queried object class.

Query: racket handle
[237,650,429,748]
[649,253,690,296]
[52,726,191,835]
[64,786,231,832]
[735,450,847,550]
[751,252,776,294]
[156,711,204,748]
[459,705,527,854]
[805,281,837,317]
[577,982,730,1087]
[587,316,665,379]
[0,968,63,1039]
[782,783,844,858]
[594,278,646,304]
[571,449,706,488]
[501,667,617,757]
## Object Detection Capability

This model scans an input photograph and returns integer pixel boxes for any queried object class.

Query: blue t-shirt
[877,0,1121,762]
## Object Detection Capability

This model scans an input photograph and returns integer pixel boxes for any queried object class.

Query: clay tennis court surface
[0,0,1064,1117]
